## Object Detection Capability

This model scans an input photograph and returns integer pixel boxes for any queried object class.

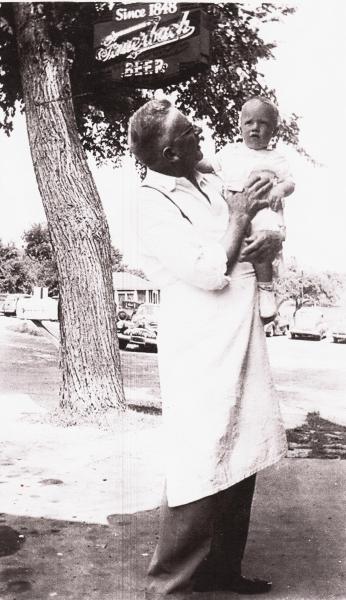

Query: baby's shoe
[258,283,277,320]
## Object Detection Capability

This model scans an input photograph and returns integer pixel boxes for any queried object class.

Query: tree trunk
[14,3,125,415]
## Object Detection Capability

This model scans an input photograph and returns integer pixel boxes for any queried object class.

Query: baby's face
[241,100,277,150]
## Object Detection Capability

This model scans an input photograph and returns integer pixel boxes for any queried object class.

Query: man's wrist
[231,210,251,230]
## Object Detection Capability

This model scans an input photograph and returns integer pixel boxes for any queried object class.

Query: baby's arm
[268,178,295,211]
[274,179,295,197]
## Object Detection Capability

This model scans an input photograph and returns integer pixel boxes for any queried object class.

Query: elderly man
[128,99,287,599]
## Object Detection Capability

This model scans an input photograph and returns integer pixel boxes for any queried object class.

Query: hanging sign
[93,2,210,87]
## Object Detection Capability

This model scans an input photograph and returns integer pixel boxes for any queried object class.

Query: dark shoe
[227,576,272,594]
[195,575,272,595]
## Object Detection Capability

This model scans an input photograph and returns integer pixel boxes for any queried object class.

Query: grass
[287,412,346,459]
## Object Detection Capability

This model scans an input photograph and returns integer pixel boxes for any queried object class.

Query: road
[1,316,346,427]
[266,334,346,427]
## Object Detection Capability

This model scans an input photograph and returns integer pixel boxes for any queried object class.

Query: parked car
[117,303,159,351]
[117,300,140,321]
[264,313,290,337]
[289,307,328,340]
[331,317,346,343]
[116,319,131,350]
[130,303,159,331]
[126,325,158,352]
[2,293,32,316]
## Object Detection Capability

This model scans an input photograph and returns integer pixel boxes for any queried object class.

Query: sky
[1,1,346,272]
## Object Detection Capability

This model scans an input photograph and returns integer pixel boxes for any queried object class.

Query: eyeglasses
[174,123,202,143]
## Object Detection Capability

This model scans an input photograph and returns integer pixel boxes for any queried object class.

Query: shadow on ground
[0,510,159,600]
[1,458,346,600]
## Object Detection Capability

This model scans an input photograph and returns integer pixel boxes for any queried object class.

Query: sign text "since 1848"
[114,3,178,21]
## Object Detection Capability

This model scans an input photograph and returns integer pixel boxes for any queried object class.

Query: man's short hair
[241,96,280,128]
[128,98,173,167]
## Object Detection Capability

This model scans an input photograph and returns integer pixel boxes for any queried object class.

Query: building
[112,272,160,305]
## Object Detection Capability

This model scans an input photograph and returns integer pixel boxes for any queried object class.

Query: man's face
[241,100,277,150]
[164,109,203,174]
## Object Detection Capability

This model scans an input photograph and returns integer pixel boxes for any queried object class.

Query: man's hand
[225,189,269,221]
[239,230,283,264]
[245,172,273,201]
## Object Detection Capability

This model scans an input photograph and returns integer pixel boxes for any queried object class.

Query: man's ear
[163,146,180,163]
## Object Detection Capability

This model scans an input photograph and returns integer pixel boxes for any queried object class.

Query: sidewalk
[1,458,345,599]
[0,391,345,599]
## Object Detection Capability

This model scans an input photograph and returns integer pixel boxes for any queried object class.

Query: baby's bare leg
[254,261,277,321]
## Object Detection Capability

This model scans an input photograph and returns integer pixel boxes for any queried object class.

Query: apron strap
[141,184,192,224]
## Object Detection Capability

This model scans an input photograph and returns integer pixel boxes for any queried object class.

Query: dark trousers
[146,474,256,598]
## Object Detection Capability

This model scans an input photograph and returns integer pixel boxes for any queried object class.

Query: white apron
[137,169,287,507]
[158,262,287,507]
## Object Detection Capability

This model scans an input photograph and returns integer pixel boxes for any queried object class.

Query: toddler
[199,96,295,320]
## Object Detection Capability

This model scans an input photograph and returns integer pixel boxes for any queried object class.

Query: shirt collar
[145,168,208,192]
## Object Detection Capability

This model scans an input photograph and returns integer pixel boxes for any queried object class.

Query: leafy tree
[0,2,298,417]
[0,240,32,293]
[23,223,59,295]
[1,3,126,417]
[275,258,344,312]
[110,246,126,272]
[23,223,53,262]
[173,3,299,151]
[0,3,299,161]
[110,246,146,279]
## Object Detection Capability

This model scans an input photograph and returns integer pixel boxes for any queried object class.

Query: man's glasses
[174,123,201,142]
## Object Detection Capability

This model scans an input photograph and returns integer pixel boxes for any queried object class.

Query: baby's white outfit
[213,142,293,235]
[212,142,293,319]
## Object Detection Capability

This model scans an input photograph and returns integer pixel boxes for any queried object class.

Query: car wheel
[290,333,296,339]
[333,336,339,343]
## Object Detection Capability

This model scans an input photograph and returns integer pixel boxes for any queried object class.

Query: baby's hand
[268,186,284,212]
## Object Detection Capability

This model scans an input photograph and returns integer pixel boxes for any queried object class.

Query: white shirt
[137,168,254,291]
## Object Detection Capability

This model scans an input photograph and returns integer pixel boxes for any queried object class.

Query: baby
[199,96,295,320]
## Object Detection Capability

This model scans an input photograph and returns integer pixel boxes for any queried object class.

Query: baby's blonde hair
[241,96,280,128]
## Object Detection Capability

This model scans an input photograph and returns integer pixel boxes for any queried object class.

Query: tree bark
[14,3,125,415]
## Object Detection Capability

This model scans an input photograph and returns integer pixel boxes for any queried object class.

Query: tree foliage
[0,222,141,296]
[23,223,53,262]
[0,240,31,293]
[22,223,59,295]
[275,258,344,312]
[110,245,146,279]
[0,2,300,164]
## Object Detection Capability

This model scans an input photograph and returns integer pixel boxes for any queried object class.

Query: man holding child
[128,98,287,599]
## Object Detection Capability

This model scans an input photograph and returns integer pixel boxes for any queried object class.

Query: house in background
[112,272,160,306]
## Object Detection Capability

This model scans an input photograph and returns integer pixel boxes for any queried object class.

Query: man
[128,99,287,599]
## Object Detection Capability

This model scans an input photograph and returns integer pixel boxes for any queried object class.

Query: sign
[93,2,209,88]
